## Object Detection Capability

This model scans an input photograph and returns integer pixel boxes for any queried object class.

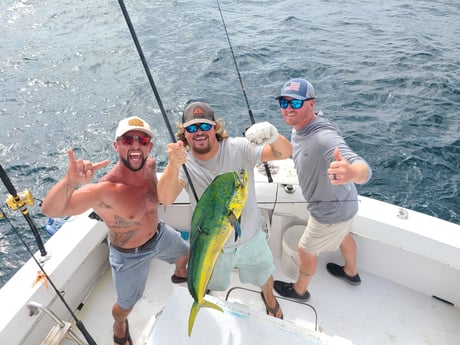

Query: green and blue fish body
[187,169,248,336]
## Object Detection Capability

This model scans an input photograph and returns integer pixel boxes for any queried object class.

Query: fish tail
[188,302,200,337]
[187,299,223,337]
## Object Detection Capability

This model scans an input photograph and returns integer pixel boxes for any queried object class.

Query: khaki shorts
[298,216,354,254]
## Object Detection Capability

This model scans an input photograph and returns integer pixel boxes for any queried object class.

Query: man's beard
[121,156,146,172]
[191,139,212,155]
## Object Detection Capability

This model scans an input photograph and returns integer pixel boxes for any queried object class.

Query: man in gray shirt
[274,78,372,300]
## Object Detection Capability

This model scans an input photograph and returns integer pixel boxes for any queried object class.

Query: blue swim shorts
[109,221,189,310]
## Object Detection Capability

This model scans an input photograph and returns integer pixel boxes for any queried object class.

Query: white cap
[115,116,153,139]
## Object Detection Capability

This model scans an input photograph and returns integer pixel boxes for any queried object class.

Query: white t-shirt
[179,137,264,248]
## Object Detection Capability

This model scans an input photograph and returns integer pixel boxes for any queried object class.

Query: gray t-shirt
[292,112,372,224]
[179,137,264,248]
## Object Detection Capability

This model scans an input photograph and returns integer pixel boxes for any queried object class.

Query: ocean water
[0,0,458,287]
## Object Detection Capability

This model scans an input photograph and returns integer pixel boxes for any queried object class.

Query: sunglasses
[117,135,151,146]
[278,98,313,109]
[185,123,213,133]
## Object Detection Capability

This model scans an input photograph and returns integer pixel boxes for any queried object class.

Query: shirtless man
[41,116,189,345]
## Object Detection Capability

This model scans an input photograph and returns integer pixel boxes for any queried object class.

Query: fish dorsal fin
[227,211,241,241]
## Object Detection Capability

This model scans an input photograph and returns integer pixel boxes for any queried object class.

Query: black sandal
[260,292,284,319]
[171,274,187,284]
[113,319,133,345]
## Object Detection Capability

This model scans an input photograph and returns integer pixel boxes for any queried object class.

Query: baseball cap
[275,78,315,100]
[115,116,153,139]
[182,102,216,127]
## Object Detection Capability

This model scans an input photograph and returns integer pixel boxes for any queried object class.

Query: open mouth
[129,152,143,162]
[193,135,208,142]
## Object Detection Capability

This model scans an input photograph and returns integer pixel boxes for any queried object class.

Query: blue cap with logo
[276,78,315,100]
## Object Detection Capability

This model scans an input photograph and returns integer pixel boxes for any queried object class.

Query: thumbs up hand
[327,148,351,184]
[166,141,187,170]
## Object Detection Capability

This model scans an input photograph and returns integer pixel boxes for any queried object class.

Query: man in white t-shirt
[158,101,292,319]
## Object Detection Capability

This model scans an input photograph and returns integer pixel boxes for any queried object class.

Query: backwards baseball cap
[182,102,216,127]
[115,116,153,139]
[275,78,315,100]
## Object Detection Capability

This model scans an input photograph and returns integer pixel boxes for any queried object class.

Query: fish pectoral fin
[202,298,223,313]
[228,211,242,241]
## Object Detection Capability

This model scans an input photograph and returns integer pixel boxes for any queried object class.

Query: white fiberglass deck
[70,252,460,345]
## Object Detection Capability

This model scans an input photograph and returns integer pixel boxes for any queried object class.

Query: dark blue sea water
[0,0,459,287]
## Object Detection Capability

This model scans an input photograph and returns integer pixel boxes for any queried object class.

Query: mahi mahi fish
[187,169,248,336]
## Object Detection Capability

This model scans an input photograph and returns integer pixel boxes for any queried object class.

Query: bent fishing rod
[216,0,274,183]
[117,0,199,202]
[0,164,96,345]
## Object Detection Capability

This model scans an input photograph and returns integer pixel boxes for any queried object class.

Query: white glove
[245,122,279,146]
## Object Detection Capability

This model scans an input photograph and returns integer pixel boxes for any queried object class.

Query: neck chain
[193,146,221,176]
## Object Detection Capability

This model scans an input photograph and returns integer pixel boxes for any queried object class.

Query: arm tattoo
[66,183,78,195]
[269,144,282,157]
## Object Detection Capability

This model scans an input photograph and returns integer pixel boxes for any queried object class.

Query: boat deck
[69,251,460,345]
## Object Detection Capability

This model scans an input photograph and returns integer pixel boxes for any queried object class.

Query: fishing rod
[117,0,199,202]
[216,0,274,183]
[0,164,48,258]
[0,165,96,345]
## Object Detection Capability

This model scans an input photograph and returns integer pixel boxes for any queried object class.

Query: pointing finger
[92,160,110,171]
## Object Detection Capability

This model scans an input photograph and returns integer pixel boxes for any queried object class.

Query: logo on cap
[192,106,206,117]
[284,81,301,92]
[128,118,146,127]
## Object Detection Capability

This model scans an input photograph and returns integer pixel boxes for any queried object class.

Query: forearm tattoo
[270,144,282,157]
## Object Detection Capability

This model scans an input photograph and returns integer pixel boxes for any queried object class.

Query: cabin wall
[158,203,193,232]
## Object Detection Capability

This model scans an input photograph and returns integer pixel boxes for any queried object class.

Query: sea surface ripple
[0,0,459,286]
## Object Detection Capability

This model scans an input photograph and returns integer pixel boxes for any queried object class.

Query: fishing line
[1,210,96,344]
[216,0,274,183]
[0,168,97,345]
[117,0,199,202]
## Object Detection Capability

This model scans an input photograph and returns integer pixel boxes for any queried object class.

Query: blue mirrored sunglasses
[279,98,313,109]
[185,123,213,133]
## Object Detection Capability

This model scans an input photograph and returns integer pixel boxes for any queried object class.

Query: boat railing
[27,301,85,345]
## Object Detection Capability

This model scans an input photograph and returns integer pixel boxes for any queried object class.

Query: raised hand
[328,148,350,184]
[245,122,279,146]
[66,149,110,185]
[166,141,187,169]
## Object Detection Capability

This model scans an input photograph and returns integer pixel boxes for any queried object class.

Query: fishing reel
[5,189,35,211]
